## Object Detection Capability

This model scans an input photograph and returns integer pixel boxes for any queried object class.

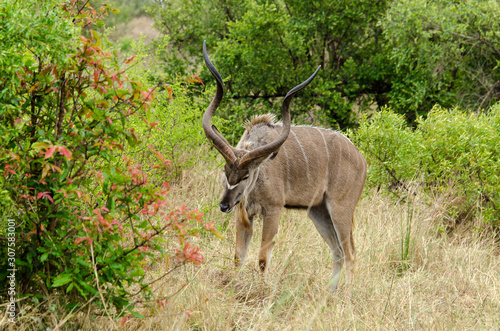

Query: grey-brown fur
[226,115,367,288]
[202,43,365,289]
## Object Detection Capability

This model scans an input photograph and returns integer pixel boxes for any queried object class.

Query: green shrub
[0,1,215,327]
[418,106,500,226]
[148,0,390,130]
[353,109,425,189]
[383,0,500,119]
[353,105,500,228]
[119,36,225,181]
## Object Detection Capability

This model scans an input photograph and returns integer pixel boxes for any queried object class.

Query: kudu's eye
[242,175,250,181]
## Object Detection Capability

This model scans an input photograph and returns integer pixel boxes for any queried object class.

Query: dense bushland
[383,0,500,121]
[353,105,500,229]
[149,0,389,135]
[129,80,210,181]
[148,0,500,137]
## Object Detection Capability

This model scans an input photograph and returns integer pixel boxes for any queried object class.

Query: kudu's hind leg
[307,203,345,290]
[259,209,281,280]
[325,198,356,286]
[234,215,254,269]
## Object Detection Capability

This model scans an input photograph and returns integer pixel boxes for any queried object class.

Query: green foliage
[418,106,500,225]
[0,0,78,106]
[90,0,153,27]
[117,36,223,181]
[0,1,215,326]
[353,105,500,228]
[383,0,500,121]
[129,80,217,181]
[148,0,500,131]
[354,109,424,189]
[148,0,390,136]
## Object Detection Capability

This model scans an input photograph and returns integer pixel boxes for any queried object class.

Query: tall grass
[91,156,499,330]
[14,154,499,330]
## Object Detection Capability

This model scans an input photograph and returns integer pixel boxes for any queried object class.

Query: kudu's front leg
[234,214,253,269]
[259,208,281,280]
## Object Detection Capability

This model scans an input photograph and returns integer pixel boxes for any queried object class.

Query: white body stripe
[316,128,331,191]
[282,145,291,193]
[332,132,343,188]
[316,127,330,164]
[291,130,310,180]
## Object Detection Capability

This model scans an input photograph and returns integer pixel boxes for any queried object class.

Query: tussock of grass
[58,158,500,329]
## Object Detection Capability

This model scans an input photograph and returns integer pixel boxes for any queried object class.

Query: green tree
[149,0,390,136]
[383,0,500,121]
[150,0,500,131]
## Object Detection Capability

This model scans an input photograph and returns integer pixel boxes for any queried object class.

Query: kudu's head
[202,41,320,213]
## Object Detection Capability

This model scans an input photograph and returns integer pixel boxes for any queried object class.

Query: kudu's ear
[239,151,275,169]
[270,149,280,160]
[212,125,232,149]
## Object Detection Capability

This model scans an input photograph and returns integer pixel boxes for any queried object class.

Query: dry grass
[47,157,500,330]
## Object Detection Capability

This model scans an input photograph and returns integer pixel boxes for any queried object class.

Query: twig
[451,31,500,57]
[90,242,117,329]
[130,263,184,297]
[476,81,499,116]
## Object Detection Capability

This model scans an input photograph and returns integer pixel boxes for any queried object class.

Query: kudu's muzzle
[219,202,231,213]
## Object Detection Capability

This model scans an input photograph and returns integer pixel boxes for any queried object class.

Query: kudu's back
[238,117,367,213]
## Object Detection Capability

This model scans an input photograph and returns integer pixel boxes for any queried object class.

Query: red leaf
[141,88,154,102]
[45,146,57,159]
[205,222,224,239]
[125,55,136,64]
[37,192,54,203]
[75,237,90,244]
[58,147,72,160]
[194,75,204,85]
[4,164,16,176]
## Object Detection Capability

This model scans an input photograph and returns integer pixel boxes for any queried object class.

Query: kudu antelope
[202,42,367,289]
